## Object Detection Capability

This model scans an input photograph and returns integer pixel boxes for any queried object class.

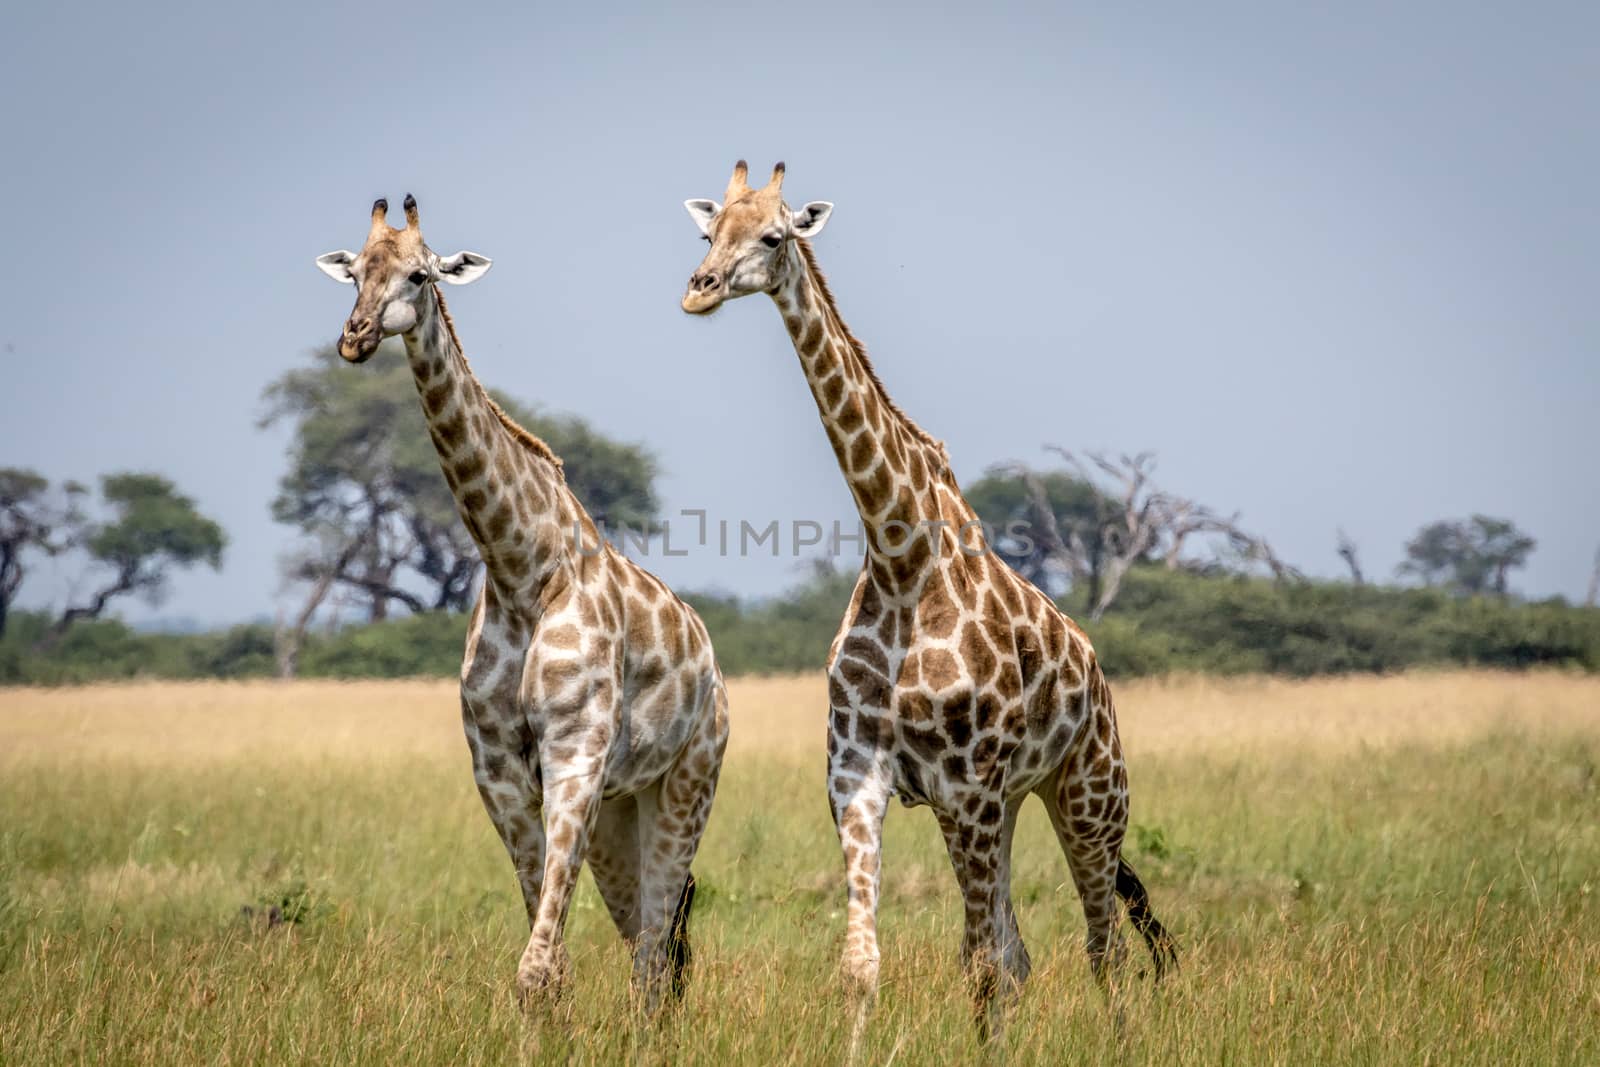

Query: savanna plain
[1,671,1596,1065]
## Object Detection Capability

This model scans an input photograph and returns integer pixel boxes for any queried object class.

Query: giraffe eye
[408,270,428,285]
[761,233,782,249]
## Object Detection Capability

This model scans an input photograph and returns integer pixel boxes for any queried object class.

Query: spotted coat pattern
[324,198,729,1013]
[683,164,1173,1044]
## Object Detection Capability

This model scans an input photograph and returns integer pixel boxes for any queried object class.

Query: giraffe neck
[770,240,970,588]
[403,287,592,606]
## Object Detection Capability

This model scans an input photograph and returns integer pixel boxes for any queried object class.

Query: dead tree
[1013,447,1297,619]
[1336,529,1365,585]
[1220,525,1303,582]
[274,539,361,679]
[1004,464,1087,592]
[1051,449,1165,620]
[1587,545,1599,609]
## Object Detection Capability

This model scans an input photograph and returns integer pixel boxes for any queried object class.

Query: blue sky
[2,1,1596,624]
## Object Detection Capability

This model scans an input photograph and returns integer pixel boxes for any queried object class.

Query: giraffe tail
[1115,856,1178,980]
[666,872,697,999]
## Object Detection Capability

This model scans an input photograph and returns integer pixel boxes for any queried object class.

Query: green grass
[1,685,1597,1065]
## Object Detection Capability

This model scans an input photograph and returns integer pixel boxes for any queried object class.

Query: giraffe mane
[794,238,952,468]
[432,286,566,478]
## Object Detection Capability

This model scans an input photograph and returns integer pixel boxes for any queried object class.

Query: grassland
[1,671,1596,1065]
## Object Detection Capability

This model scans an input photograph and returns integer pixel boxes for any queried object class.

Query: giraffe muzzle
[681,272,724,315]
[338,318,380,363]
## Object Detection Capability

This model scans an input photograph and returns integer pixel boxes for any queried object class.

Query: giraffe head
[681,161,833,315]
[314,195,492,362]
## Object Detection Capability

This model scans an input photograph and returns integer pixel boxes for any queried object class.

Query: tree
[44,472,226,643]
[273,533,363,679]
[965,465,1110,594]
[1336,528,1365,585]
[969,448,1296,619]
[1398,515,1536,596]
[1032,450,1164,618]
[262,345,442,623]
[261,345,662,644]
[0,468,83,637]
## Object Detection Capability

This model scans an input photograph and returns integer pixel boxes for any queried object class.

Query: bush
[686,568,858,676]
[3,565,1597,686]
[1082,568,1600,678]
[298,612,467,678]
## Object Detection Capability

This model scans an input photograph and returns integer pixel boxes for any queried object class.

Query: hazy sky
[3,2,1596,625]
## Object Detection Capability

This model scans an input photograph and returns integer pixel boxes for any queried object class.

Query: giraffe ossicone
[681,161,1176,1047]
[316,195,730,1014]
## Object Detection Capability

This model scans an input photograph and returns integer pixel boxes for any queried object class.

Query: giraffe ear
[790,201,833,238]
[435,251,492,286]
[315,250,357,284]
[684,199,721,236]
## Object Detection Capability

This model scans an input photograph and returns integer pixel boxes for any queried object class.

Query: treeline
[7,346,1597,686]
[0,344,662,672]
[5,566,1596,686]
[0,609,463,685]
[1083,568,1600,676]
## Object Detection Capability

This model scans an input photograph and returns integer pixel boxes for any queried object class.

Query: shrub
[3,566,1596,685]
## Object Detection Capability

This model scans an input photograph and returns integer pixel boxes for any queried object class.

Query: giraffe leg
[516,760,607,1009]
[632,686,727,1013]
[588,794,642,944]
[936,795,1022,1046]
[462,693,546,929]
[996,798,1031,991]
[830,761,892,1059]
[1041,744,1130,991]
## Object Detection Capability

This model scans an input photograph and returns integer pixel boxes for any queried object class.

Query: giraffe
[316,195,729,1013]
[680,163,1176,1043]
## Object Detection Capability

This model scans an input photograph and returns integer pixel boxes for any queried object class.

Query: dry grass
[1,671,1597,1065]
[3,669,1590,766]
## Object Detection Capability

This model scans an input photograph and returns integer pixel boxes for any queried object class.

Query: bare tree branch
[40,564,139,649]
[1337,529,1365,585]
[1042,449,1165,620]
[1587,544,1599,609]
[275,537,365,679]
[1013,446,1299,619]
